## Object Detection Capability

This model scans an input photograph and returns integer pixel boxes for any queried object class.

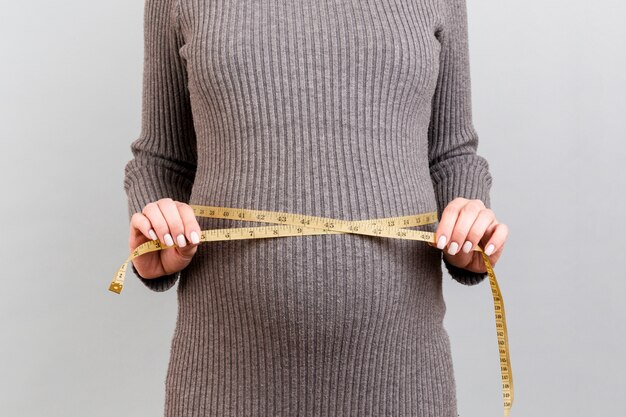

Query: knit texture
[124,0,493,415]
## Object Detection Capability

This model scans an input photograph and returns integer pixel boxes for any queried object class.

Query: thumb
[173,240,199,261]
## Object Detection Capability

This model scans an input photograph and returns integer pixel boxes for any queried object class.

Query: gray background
[1,0,624,416]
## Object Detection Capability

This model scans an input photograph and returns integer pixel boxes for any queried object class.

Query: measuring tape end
[109,282,123,294]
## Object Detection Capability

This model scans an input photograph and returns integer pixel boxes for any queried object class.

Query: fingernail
[485,243,495,256]
[436,235,447,249]
[164,233,174,247]
[448,241,459,255]
[176,234,187,247]
[191,231,200,244]
[148,229,157,240]
[462,241,473,253]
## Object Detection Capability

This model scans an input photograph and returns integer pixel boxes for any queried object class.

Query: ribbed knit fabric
[123,0,493,415]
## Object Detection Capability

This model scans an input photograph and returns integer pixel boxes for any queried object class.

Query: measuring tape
[109,204,514,416]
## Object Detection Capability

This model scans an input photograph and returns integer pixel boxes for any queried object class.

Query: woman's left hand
[428,197,508,273]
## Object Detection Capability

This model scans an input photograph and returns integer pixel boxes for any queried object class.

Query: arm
[428,0,493,286]
[124,0,197,292]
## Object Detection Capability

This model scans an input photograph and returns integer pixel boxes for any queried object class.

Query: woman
[124,0,508,415]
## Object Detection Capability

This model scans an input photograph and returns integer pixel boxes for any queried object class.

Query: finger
[480,222,509,258]
[459,208,495,254]
[447,200,486,256]
[157,198,187,248]
[142,200,174,247]
[434,197,467,251]
[129,212,158,249]
[176,202,202,247]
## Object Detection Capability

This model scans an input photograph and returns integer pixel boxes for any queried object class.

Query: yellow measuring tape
[109,204,514,416]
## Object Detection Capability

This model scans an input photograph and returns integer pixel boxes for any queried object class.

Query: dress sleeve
[428,0,493,286]
[123,0,197,292]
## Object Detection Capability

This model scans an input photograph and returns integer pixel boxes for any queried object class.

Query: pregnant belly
[175,230,446,350]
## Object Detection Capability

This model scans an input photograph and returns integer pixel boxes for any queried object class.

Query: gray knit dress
[124,0,493,415]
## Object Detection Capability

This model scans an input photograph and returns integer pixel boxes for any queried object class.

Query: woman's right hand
[129,198,202,279]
